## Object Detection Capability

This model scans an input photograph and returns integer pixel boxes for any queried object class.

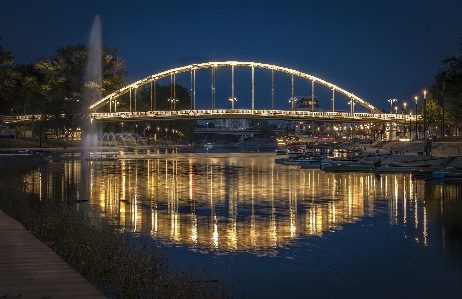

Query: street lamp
[409,111,412,139]
[388,98,397,114]
[206,122,209,129]
[121,122,124,134]
[229,97,237,109]
[403,102,407,137]
[348,100,356,116]
[415,96,418,139]
[289,97,297,111]
[423,90,427,138]
[168,98,178,110]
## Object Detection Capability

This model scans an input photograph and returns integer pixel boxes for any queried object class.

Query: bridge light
[388,98,397,114]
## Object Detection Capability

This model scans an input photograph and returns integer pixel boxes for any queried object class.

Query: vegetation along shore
[0,155,235,299]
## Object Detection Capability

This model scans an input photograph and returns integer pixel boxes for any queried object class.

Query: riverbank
[0,154,231,299]
[358,141,462,168]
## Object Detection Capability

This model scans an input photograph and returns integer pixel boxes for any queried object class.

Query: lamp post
[423,90,427,139]
[289,97,297,111]
[388,98,397,114]
[414,96,418,139]
[348,100,355,116]
[121,122,124,134]
[409,112,412,139]
[403,102,407,137]
[229,97,237,109]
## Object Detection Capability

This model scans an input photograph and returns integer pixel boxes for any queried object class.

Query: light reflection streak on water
[23,153,461,256]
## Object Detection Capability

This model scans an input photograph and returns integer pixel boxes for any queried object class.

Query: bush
[0,161,229,299]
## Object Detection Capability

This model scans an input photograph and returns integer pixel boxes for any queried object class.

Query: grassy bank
[0,137,82,148]
[0,158,230,298]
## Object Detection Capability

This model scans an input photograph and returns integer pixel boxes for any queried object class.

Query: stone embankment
[361,141,462,169]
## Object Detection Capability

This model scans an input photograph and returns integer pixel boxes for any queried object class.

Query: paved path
[0,209,107,298]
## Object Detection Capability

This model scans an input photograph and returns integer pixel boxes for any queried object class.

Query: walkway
[0,209,106,298]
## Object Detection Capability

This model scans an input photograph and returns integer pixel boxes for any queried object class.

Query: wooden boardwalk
[0,209,106,298]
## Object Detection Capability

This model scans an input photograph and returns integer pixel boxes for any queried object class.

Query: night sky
[1,0,462,112]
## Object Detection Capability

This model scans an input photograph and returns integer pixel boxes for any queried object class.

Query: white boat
[287,143,306,158]
[202,142,213,149]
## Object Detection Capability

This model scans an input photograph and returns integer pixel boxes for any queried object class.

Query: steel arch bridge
[88,61,383,122]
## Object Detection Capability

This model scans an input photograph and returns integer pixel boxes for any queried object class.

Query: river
[25,148,462,298]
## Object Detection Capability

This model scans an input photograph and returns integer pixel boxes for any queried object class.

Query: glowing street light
[403,102,407,136]
[388,98,397,114]
[415,96,418,139]
[229,97,237,109]
[168,98,179,111]
[423,90,427,138]
[348,100,356,115]
[288,97,298,112]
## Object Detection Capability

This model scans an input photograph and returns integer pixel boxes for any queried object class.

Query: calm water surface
[27,150,462,298]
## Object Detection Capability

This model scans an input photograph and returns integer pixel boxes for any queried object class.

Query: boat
[432,167,462,180]
[320,158,362,167]
[376,165,417,173]
[275,148,287,155]
[202,142,213,149]
[282,156,322,166]
[325,163,376,172]
[411,167,436,179]
[287,143,306,158]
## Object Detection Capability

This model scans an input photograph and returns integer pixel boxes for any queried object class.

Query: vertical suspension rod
[291,74,294,111]
[331,88,335,112]
[272,69,274,110]
[232,65,235,110]
[311,80,314,112]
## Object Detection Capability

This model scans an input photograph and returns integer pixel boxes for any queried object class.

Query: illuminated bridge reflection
[27,153,431,254]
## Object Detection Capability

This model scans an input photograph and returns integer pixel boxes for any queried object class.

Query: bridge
[2,61,422,125]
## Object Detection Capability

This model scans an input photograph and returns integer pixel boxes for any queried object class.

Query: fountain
[82,15,102,158]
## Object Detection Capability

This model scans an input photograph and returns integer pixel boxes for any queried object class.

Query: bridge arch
[89,61,381,113]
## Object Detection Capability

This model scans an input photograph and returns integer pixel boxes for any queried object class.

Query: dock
[0,209,106,298]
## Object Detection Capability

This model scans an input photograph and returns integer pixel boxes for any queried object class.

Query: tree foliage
[0,43,20,115]
[422,38,462,135]
[33,43,127,136]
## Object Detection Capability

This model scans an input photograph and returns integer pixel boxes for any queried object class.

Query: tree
[431,38,462,135]
[34,43,127,136]
[0,42,19,115]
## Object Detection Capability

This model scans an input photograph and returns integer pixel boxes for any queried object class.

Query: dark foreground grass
[0,161,233,299]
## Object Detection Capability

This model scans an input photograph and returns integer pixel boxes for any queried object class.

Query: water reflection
[25,153,461,255]
[23,153,462,297]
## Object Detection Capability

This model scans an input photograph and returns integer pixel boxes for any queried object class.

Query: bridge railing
[2,111,421,123]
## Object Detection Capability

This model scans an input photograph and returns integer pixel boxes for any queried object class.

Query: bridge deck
[3,109,422,123]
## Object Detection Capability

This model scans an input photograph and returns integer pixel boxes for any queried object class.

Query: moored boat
[325,163,376,172]
[202,142,213,149]
[432,167,461,180]
[275,148,287,155]
[376,165,416,173]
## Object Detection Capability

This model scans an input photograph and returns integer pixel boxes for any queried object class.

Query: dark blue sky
[1,0,462,111]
